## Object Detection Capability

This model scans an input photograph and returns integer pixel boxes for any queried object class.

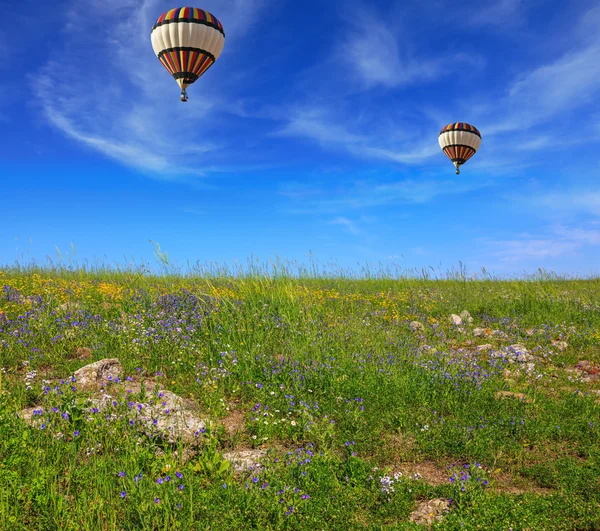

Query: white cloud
[538,191,600,218]
[32,0,271,178]
[330,217,360,235]
[482,6,600,135]
[284,176,492,214]
[485,224,600,263]
[335,4,484,90]
[273,106,439,166]
[468,0,523,27]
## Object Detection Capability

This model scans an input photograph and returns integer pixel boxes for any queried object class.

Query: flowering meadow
[1,265,599,530]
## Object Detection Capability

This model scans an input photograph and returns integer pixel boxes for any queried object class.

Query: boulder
[73,358,122,391]
[459,310,473,324]
[450,314,462,326]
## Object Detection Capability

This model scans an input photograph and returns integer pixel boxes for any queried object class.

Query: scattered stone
[525,329,536,336]
[73,358,122,391]
[493,330,509,340]
[551,340,568,351]
[474,328,491,337]
[491,344,534,363]
[17,407,44,425]
[410,321,425,333]
[409,498,451,526]
[495,391,532,403]
[222,449,267,473]
[477,344,493,352]
[128,390,207,445]
[450,314,462,326]
[576,361,598,375]
[459,310,473,324]
[19,359,209,446]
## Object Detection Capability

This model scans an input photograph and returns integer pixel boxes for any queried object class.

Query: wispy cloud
[284,176,492,215]
[537,190,600,218]
[481,6,600,135]
[467,0,523,27]
[273,106,439,166]
[483,224,600,264]
[335,3,484,90]
[329,217,360,234]
[32,0,271,178]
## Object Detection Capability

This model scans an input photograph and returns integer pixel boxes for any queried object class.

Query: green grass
[1,261,599,530]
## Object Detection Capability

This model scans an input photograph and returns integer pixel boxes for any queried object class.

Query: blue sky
[2,0,600,276]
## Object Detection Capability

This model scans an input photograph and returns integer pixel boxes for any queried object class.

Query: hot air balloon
[438,123,481,174]
[151,7,225,102]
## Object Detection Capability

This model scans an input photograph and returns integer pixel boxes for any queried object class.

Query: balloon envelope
[151,7,225,95]
[438,123,481,174]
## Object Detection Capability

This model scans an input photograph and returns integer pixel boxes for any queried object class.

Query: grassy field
[1,263,599,530]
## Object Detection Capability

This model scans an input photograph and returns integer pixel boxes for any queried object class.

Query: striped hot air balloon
[438,123,482,174]
[151,7,225,102]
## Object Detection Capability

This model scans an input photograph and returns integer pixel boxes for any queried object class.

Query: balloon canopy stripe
[442,145,476,164]
[157,47,216,64]
[152,7,225,36]
[438,122,481,138]
[157,48,216,80]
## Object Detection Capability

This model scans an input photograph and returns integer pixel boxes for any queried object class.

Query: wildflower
[175,472,183,479]
[157,478,164,484]
[178,484,184,491]
[154,498,160,504]
[118,471,126,477]
[74,430,80,437]
[120,491,126,498]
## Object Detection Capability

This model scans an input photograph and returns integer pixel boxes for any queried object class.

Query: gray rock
[21,359,209,447]
[450,314,462,326]
[73,359,122,391]
[460,310,473,324]
[409,498,450,525]
[128,389,207,445]
[222,449,267,473]
[491,344,533,363]
[477,344,493,352]
[551,340,568,351]
[409,321,425,333]
[473,328,488,337]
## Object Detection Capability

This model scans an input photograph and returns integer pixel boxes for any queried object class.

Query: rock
[73,359,122,391]
[477,344,493,352]
[508,344,533,362]
[495,391,532,403]
[459,310,473,324]
[576,361,598,375]
[525,329,536,337]
[450,314,462,326]
[222,449,267,473]
[410,321,425,333]
[17,407,45,426]
[20,359,209,447]
[551,340,568,351]
[491,344,533,363]
[128,390,207,445]
[409,498,451,526]
[474,328,491,337]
